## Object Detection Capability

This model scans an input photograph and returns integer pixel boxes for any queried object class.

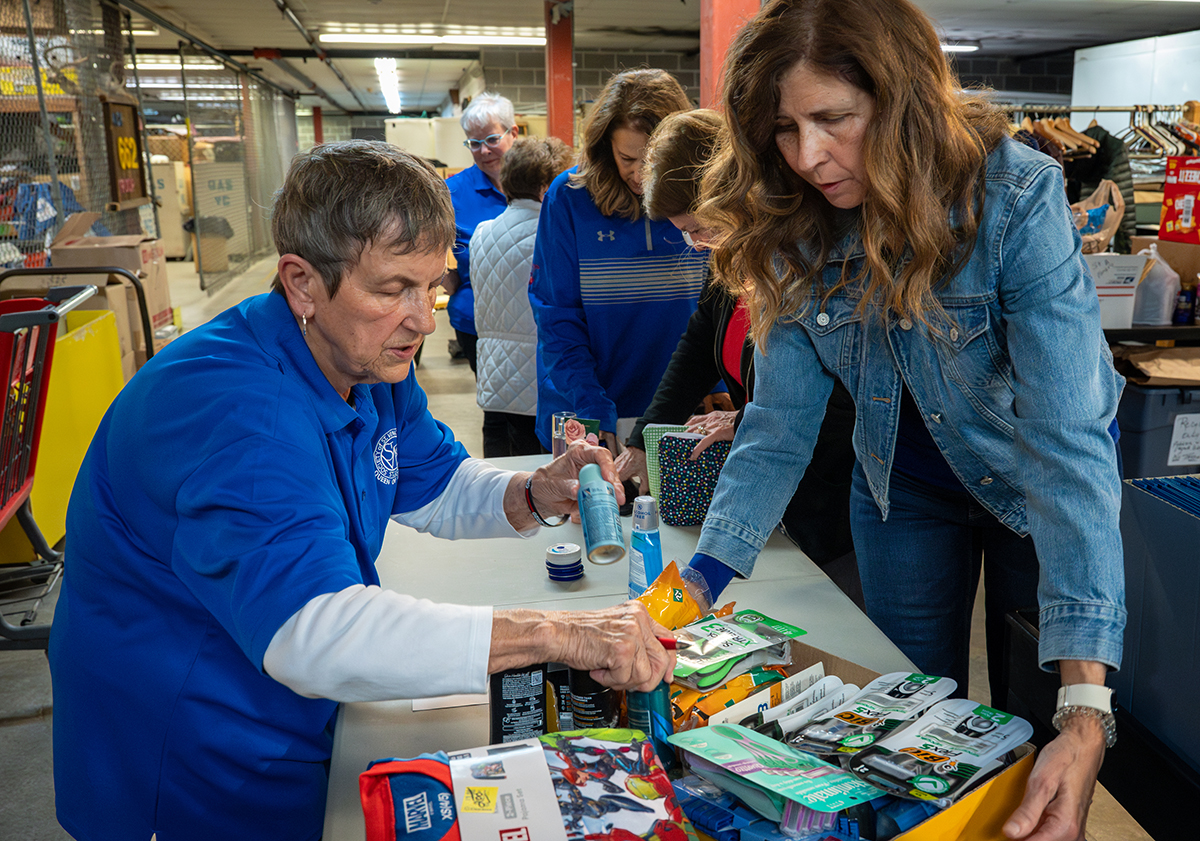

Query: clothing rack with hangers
[999,102,1200,165]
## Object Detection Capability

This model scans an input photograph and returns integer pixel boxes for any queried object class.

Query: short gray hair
[270,140,454,298]
[461,92,515,136]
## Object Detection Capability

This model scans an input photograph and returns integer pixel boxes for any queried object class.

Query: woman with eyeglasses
[614,108,862,607]
[530,69,709,455]
[444,92,519,375]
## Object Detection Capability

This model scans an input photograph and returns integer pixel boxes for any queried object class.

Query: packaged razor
[672,610,805,691]
[848,698,1033,807]
[788,672,957,758]
[768,680,861,741]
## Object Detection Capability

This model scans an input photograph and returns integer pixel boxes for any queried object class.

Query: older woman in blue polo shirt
[50,141,673,841]
[444,92,518,373]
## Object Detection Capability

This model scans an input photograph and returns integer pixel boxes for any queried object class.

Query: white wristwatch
[1052,684,1117,748]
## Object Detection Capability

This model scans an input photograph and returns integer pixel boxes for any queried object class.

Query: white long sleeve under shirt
[263,459,537,702]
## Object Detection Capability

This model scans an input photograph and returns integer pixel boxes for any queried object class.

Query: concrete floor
[0,256,1148,839]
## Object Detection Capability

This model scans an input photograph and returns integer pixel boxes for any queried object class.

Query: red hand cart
[0,284,96,650]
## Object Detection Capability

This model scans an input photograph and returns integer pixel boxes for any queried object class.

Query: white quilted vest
[471,198,541,415]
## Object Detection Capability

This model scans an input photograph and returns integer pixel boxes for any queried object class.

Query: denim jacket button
[817,312,830,326]
[980,476,993,485]
[899,318,913,330]
[950,327,960,342]
[930,412,943,424]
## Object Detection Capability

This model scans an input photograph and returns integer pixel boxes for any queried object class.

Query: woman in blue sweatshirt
[530,69,708,452]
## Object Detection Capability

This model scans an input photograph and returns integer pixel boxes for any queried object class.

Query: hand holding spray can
[577,463,625,564]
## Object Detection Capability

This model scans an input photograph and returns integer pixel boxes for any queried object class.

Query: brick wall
[949,52,1075,97]
[478,46,700,113]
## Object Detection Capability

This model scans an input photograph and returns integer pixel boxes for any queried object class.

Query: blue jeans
[850,464,1039,705]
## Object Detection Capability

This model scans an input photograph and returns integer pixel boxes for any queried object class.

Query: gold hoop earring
[301,314,307,337]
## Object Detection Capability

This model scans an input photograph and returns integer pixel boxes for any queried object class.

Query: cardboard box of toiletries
[703,638,1037,841]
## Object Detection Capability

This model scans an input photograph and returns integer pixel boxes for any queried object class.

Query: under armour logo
[597,230,615,241]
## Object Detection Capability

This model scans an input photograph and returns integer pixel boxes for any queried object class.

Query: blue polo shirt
[446,164,508,335]
[49,291,468,841]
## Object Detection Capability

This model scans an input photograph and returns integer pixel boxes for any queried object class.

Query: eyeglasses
[462,132,509,151]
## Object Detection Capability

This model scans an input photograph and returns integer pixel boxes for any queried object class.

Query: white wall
[1072,30,1200,136]
[385,118,474,169]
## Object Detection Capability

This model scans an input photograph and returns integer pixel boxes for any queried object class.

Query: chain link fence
[0,0,297,292]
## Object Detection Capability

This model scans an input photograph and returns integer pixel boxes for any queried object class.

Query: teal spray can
[627,682,677,771]
[577,463,625,564]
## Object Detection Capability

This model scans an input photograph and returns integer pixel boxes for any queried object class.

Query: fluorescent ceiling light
[320,24,545,47]
[71,27,158,36]
[375,57,402,114]
[156,94,239,102]
[941,40,981,53]
[128,81,241,89]
[124,61,224,72]
[323,33,544,46]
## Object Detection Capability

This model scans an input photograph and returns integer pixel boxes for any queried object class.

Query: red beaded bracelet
[525,475,567,527]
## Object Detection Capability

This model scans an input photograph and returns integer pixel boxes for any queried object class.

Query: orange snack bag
[636,560,705,630]
[668,665,789,731]
[636,560,738,629]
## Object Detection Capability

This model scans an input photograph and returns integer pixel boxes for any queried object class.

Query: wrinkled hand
[614,446,648,495]
[686,410,738,459]
[702,392,736,414]
[530,440,624,522]
[599,430,622,455]
[1003,715,1106,841]
[550,601,675,692]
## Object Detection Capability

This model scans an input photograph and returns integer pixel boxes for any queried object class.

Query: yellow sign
[459,786,498,813]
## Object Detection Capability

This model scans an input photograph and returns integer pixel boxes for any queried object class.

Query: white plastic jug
[1133,244,1181,326]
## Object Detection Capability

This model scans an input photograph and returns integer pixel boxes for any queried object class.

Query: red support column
[545,1,574,145]
[700,0,759,109]
[312,106,324,145]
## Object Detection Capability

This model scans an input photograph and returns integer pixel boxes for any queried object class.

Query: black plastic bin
[1115,383,1200,478]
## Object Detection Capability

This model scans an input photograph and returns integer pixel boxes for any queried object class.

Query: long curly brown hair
[697,0,1009,345]
[572,68,691,221]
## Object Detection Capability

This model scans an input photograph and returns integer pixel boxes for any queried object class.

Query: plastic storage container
[1115,481,1200,775]
[1115,383,1200,478]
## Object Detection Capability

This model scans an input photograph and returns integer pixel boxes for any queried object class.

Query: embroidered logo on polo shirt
[374,428,398,484]
[597,230,615,242]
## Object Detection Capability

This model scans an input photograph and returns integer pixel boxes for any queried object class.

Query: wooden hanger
[1052,118,1100,151]
[1184,100,1200,126]
[1033,118,1075,151]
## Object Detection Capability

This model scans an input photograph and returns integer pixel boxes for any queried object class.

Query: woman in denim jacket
[684,1,1126,839]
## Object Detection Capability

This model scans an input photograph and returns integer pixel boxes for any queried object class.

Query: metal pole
[21,0,63,238]
[114,0,296,101]
[126,11,160,240]
[179,42,204,290]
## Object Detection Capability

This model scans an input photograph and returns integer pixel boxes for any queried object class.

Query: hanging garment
[1064,125,1136,253]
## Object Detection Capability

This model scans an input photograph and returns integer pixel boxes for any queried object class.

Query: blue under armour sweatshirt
[529,167,708,449]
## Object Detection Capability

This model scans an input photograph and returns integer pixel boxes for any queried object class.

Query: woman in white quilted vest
[472,136,576,456]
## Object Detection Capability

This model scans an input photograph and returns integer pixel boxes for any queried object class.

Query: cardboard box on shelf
[712,640,1037,841]
[48,213,173,349]
[1131,236,1200,286]
[0,273,142,382]
[1159,157,1200,245]
[1083,253,1150,329]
